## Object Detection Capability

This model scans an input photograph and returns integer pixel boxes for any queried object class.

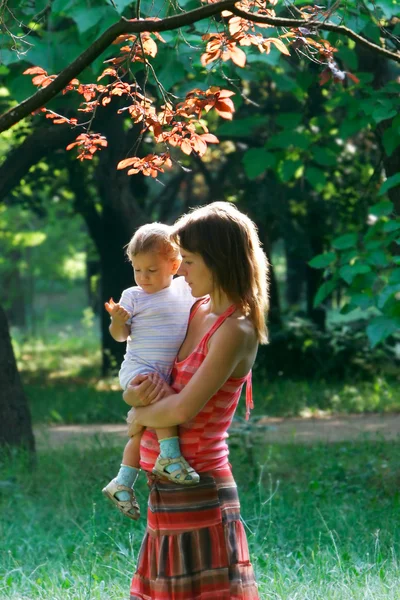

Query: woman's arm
[130,321,250,429]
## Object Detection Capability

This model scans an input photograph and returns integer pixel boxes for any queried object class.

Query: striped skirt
[130,466,259,600]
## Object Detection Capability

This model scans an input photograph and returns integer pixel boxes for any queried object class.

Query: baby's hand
[104,298,130,323]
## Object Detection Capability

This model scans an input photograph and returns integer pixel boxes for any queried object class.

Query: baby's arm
[105,298,130,342]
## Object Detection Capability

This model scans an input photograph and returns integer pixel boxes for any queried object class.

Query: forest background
[0,0,400,598]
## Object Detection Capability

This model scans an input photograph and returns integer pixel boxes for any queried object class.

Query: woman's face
[178,249,214,298]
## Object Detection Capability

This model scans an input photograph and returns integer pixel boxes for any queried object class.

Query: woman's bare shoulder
[221,311,257,349]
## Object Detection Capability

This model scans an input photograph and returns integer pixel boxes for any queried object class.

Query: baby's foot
[153,454,200,485]
[102,478,140,520]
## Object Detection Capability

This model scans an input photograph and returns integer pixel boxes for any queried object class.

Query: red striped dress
[130,299,259,600]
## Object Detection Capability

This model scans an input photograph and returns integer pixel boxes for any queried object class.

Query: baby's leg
[154,426,200,485]
[102,431,143,520]
[122,431,142,468]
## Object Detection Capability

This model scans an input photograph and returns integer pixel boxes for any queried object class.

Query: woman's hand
[123,373,175,407]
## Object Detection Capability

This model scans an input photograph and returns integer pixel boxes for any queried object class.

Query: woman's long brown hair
[172,202,269,343]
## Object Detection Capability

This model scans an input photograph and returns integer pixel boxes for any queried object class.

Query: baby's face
[132,252,179,294]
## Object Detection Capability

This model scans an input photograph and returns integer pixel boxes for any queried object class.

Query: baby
[102,223,199,520]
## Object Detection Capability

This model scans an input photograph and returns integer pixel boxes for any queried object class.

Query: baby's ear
[171,258,181,274]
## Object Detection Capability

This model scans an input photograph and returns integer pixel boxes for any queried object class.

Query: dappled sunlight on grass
[251,377,400,418]
[12,324,102,382]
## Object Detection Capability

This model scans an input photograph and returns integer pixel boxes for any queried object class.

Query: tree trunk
[0,304,35,453]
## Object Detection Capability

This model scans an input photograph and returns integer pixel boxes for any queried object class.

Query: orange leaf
[97,68,117,81]
[191,136,207,156]
[201,50,220,66]
[142,37,158,57]
[229,45,247,67]
[268,37,290,55]
[23,66,47,75]
[200,133,219,143]
[217,90,235,99]
[117,157,139,170]
[66,141,80,150]
[181,139,193,155]
[32,74,49,86]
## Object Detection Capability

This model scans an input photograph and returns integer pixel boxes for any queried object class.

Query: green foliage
[255,316,398,382]
[311,199,400,348]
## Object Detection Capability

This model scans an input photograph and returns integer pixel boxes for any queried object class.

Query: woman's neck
[208,289,235,315]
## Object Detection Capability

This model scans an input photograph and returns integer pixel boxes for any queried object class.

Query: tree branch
[1,1,399,133]
[0,0,236,133]
[230,6,400,64]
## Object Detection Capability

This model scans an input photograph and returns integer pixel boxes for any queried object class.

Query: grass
[5,322,400,598]
[1,440,400,599]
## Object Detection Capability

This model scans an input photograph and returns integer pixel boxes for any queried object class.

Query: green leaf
[52,0,78,13]
[339,118,369,139]
[350,293,374,310]
[383,125,400,157]
[378,284,400,309]
[369,201,394,217]
[339,264,371,285]
[217,116,269,137]
[383,220,400,233]
[366,250,388,267]
[365,239,382,251]
[363,21,382,44]
[305,166,326,189]
[275,113,302,129]
[367,316,400,348]
[372,105,397,124]
[69,5,116,35]
[35,0,49,11]
[313,148,338,167]
[389,268,400,284]
[373,0,398,19]
[154,51,186,90]
[112,0,135,14]
[267,131,310,150]
[243,149,276,180]
[279,159,302,183]
[309,252,336,269]
[313,279,336,308]
[337,45,358,70]
[332,233,358,250]
[379,173,400,196]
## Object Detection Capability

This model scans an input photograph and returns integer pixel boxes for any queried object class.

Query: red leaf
[319,69,331,86]
[347,72,360,84]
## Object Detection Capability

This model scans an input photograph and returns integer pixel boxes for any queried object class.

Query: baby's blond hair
[126,222,180,264]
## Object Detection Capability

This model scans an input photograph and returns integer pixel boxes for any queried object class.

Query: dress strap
[188,297,209,323]
[245,370,254,421]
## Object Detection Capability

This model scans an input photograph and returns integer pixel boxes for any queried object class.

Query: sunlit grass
[1,441,400,599]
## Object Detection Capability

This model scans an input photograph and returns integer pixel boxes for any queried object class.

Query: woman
[125,201,269,599]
